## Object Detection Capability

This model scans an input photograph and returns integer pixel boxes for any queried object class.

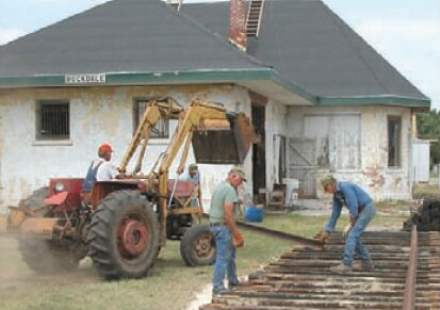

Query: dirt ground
[0,237,100,308]
[0,202,412,310]
[0,227,291,310]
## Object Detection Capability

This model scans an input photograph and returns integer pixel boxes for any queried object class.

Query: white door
[304,114,361,171]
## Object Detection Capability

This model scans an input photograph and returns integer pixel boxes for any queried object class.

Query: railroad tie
[200,230,440,309]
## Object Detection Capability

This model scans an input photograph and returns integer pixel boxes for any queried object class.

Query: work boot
[363,261,375,272]
[353,260,375,272]
[329,262,352,273]
[228,280,240,290]
[212,287,230,296]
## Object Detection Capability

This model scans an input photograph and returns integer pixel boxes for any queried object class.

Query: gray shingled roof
[0,0,429,107]
[185,0,429,101]
[0,0,266,77]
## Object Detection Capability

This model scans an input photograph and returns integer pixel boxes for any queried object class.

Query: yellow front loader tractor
[2,97,253,279]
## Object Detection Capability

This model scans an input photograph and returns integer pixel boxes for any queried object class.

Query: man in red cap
[95,144,120,182]
[81,143,123,203]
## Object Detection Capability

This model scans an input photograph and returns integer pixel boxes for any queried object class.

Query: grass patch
[375,200,415,213]
[256,210,406,236]
[413,183,440,200]
[0,210,408,310]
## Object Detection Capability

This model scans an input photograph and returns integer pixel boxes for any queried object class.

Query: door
[288,137,318,198]
[289,114,361,197]
[252,103,266,195]
[278,135,287,182]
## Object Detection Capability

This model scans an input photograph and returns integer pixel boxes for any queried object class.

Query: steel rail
[235,220,324,247]
[201,213,323,247]
[402,224,418,310]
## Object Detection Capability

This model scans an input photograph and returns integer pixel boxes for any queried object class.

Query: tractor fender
[44,191,68,206]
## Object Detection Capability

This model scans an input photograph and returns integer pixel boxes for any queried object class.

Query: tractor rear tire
[87,190,160,279]
[180,224,216,266]
[18,239,79,273]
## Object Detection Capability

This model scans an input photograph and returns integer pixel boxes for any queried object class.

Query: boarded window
[388,116,401,167]
[133,98,169,139]
[36,100,70,140]
[289,114,360,198]
[303,114,361,170]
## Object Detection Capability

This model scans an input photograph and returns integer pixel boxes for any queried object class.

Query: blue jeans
[210,225,238,292]
[343,202,376,266]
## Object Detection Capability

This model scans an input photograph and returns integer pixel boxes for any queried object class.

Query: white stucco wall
[0,85,253,211]
[0,85,415,209]
[287,105,413,201]
[412,140,430,183]
[265,99,288,190]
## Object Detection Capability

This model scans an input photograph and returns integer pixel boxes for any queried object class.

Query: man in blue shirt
[182,163,202,208]
[317,176,376,272]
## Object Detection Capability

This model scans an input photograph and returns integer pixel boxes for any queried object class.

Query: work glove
[232,231,244,248]
[314,229,330,243]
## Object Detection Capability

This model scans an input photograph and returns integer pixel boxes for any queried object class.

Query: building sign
[65,73,106,84]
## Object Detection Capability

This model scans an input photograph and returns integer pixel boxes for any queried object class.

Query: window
[36,100,70,140]
[133,98,169,139]
[388,116,402,167]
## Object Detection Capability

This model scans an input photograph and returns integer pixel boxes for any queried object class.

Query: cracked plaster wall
[287,105,413,201]
[0,85,253,212]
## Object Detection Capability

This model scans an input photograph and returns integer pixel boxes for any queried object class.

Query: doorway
[251,102,266,196]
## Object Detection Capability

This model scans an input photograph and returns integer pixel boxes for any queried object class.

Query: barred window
[133,98,169,139]
[36,100,70,140]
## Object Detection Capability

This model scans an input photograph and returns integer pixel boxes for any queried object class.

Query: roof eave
[0,69,270,88]
[269,71,317,105]
[0,68,316,105]
[318,95,431,110]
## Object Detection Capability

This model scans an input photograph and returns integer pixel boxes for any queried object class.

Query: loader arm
[119,97,183,175]
[156,100,235,241]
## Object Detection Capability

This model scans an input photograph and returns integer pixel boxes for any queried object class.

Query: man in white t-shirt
[81,143,124,203]
[96,153,119,182]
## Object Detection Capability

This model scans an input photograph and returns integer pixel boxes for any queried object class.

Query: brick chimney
[229,0,247,51]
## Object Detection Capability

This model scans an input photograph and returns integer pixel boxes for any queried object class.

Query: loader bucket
[192,113,253,164]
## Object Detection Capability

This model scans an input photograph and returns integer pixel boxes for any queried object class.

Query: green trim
[0,70,430,108]
[269,71,317,104]
[0,75,66,87]
[318,96,431,108]
[107,69,275,84]
[0,69,274,88]
[0,68,317,105]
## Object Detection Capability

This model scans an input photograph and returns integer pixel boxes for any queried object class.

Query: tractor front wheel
[180,224,216,266]
[87,190,160,279]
